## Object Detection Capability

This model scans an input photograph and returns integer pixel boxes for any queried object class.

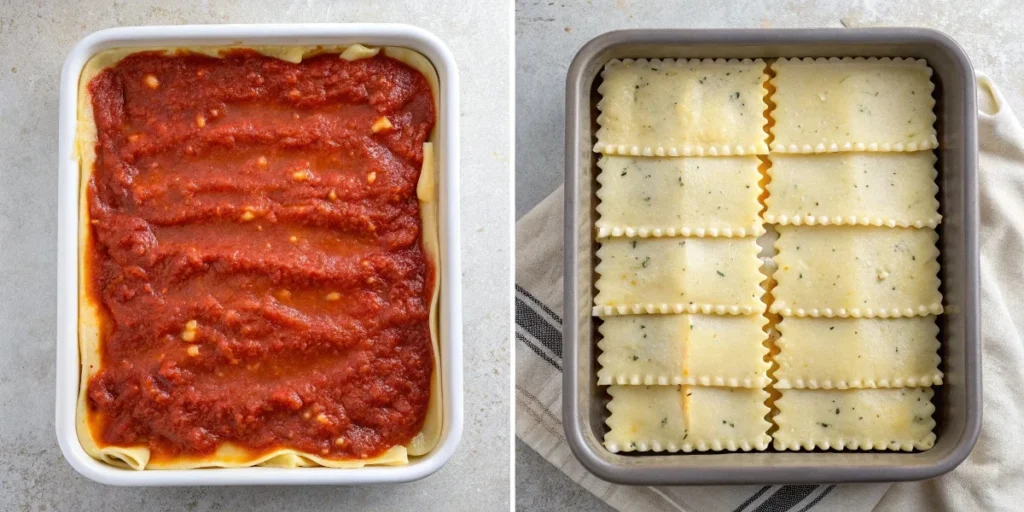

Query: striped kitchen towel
[516,74,1024,512]
[515,185,888,511]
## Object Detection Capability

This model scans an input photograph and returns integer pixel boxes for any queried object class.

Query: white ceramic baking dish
[55,23,462,486]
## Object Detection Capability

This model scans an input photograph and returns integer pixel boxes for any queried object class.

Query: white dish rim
[55,22,463,486]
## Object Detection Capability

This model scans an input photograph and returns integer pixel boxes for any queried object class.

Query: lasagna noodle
[595,155,764,238]
[773,316,942,389]
[769,57,938,153]
[765,152,941,228]
[597,314,770,388]
[76,45,442,470]
[595,58,769,156]
[772,388,936,451]
[604,385,771,453]
[770,225,943,318]
[594,237,765,316]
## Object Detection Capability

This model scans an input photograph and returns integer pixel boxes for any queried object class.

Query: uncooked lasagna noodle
[594,237,765,316]
[774,316,942,389]
[597,314,770,387]
[605,385,771,453]
[769,57,938,153]
[593,54,943,458]
[596,155,764,238]
[595,58,769,156]
[770,225,943,317]
[765,153,941,228]
[76,45,442,470]
[773,388,936,451]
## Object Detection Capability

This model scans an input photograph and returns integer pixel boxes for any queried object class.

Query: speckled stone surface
[515,1,1024,510]
[0,1,510,510]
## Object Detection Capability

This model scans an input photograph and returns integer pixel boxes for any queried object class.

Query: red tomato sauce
[84,50,436,463]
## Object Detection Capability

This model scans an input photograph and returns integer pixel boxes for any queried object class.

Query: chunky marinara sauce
[84,50,435,463]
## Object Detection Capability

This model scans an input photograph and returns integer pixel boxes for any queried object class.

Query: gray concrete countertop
[0,1,510,510]
[515,0,1024,510]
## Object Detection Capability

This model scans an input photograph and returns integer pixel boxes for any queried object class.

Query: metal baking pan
[563,28,980,485]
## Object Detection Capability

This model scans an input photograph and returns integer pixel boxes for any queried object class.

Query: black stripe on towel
[516,332,561,371]
[795,485,836,512]
[515,297,563,359]
[732,486,773,512]
[751,485,819,512]
[515,283,562,323]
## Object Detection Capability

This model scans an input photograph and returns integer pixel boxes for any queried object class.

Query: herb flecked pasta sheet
[605,385,771,453]
[765,152,941,228]
[595,58,769,156]
[769,57,938,153]
[594,237,765,316]
[597,314,770,388]
[772,388,936,451]
[773,316,942,389]
[596,155,764,238]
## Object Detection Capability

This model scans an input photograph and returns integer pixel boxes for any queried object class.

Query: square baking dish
[56,23,462,486]
[563,28,980,485]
